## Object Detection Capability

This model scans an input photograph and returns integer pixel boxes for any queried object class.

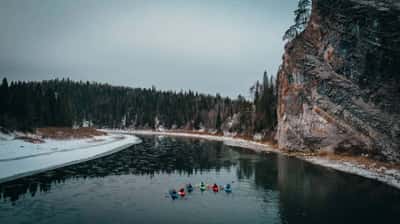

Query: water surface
[1,136,399,224]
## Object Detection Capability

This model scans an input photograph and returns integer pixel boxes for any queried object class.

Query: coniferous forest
[0,75,277,136]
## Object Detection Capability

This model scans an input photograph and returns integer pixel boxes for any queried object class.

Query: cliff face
[277,0,400,161]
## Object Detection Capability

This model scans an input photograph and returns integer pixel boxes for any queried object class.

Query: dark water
[1,136,399,224]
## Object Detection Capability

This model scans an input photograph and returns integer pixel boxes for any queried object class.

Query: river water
[0,136,399,224]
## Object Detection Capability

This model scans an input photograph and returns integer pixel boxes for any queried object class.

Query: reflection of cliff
[0,137,238,203]
[231,150,400,223]
[276,155,400,223]
[1,137,399,222]
[277,0,400,161]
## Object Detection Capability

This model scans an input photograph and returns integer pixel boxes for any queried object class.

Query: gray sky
[0,0,297,98]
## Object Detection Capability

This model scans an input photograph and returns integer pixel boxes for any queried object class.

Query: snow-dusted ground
[105,129,400,190]
[104,129,279,152]
[0,133,141,184]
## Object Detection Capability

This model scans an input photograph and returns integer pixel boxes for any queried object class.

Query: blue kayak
[224,188,232,193]
[169,190,179,200]
[186,184,194,193]
[224,184,232,193]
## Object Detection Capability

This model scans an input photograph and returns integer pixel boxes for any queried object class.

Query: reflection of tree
[254,154,278,191]
[235,151,279,190]
[236,159,254,180]
[1,136,399,223]
[0,136,238,203]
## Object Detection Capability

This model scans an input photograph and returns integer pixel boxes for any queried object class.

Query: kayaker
[169,189,179,200]
[178,188,186,197]
[224,184,232,193]
[200,182,207,191]
[187,183,194,192]
[212,183,219,192]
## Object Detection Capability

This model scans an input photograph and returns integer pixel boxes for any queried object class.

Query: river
[0,136,399,224]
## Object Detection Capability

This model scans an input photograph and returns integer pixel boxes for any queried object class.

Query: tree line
[250,71,278,133]
[0,74,277,137]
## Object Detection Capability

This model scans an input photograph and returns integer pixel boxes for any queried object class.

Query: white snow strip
[0,134,141,184]
[0,135,121,161]
[103,129,279,153]
[105,129,400,190]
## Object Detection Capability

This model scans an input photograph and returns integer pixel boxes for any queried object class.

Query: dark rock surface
[277,0,400,161]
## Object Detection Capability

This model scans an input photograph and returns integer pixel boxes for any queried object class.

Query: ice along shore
[0,133,141,184]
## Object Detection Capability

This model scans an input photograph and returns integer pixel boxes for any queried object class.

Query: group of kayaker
[169,182,232,199]
[201,182,232,193]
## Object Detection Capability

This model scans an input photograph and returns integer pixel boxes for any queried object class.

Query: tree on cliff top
[283,0,312,41]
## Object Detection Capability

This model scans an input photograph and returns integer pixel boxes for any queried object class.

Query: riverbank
[0,131,142,184]
[105,129,400,190]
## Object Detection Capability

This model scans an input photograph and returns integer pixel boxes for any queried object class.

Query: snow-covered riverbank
[105,129,400,190]
[0,133,141,184]
[104,129,279,152]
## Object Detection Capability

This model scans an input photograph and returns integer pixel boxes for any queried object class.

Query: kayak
[224,184,232,193]
[200,185,207,191]
[212,186,219,192]
[186,185,194,193]
[178,191,186,197]
[169,190,179,200]
[224,188,232,193]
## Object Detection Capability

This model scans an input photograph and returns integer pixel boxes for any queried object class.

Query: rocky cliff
[277,0,400,161]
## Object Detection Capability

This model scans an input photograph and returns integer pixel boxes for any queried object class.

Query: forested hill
[0,77,277,136]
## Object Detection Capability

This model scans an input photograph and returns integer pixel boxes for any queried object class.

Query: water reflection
[275,155,400,223]
[0,136,399,224]
[0,137,238,203]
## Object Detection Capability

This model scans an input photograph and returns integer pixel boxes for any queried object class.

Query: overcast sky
[0,0,297,98]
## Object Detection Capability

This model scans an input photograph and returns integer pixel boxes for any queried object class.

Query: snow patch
[105,129,278,154]
[0,133,141,183]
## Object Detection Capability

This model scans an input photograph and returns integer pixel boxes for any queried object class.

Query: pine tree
[216,107,222,132]
[0,78,9,114]
[0,78,253,133]
[283,0,312,41]
[295,0,311,30]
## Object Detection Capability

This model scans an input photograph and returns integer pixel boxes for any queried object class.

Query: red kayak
[178,189,186,197]
[212,186,219,192]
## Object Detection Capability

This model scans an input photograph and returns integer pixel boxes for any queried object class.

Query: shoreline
[0,134,142,184]
[105,129,400,190]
